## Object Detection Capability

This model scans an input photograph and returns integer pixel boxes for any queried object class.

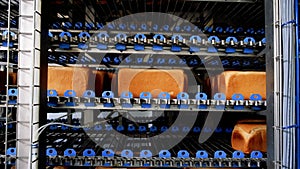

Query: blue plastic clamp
[175,25,181,32]
[96,22,104,29]
[83,90,96,107]
[75,22,83,29]
[177,92,189,109]
[204,26,213,33]
[196,150,208,158]
[243,37,256,54]
[119,23,126,30]
[115,33,127,51]
[46,148,57,157]
[182,126,190,133]
[150,126,158,133]
[102,91,114,107]
[193,126,201,133]
[250,151,263,158]
[59,32,72,49]
[161,126,168,132]
[47,89,58,97]
[64,149,76,157]
[152,24,158,31]
[163,25,169,31]
[48,31,54,38]
[2,31,16,47]
[64,90,76,106]
[8,89,17,105]
[158,92,170,109]
[184,25,191,32]
[153,34,165,51]
[105,124,113,131]
[215,26,223,33]
[140,92,152,108]
[203,127,212,133]
[159,150,171,158]
[128,125,135,132]
[83,149,96,157]
[196,92,208,109]
[94,125,102,131]
[52,22,61,29]
[117,125,124,132]
[250,94,263,110]
[7,148,16,156]
[139,126,147,132]
[247,28,255,34]
[261,38,266,45]
[120,91,133,108]
[168,58,177,64]
[141,23,147,30]
[189,35,202,53]
[121,149,134,158]
[214,151,226,158]
[134,33,146,51]
[225,36,238,53]
[107,23,115,29]
[215,127,223,133]
[85,22,95,30]
[171,126,179,132]
[214,93,226,110]
[177,150,190,158]
[171,34,184,52]
[140,150,152,158]
[62,22,72,29]
[232,151,245,158]
[102,149,115,157]
[78,32,90,49]
[236,27,244,33]
[225,128,233,133]
[226,26,234,33]
[97,32,110,50]
[232,93,245,110]
[207,36,220,52]
[130,24,137,30]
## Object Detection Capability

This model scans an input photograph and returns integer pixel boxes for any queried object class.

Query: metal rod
[4,0,11,169]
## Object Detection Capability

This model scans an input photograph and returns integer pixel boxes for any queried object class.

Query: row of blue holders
[45,119,232,133]
[48,54,265,69]
[1,30,17,47]
[49,31,265,54]
[51,22,265,35]
[46,148,263,159]
[47,89,264,110]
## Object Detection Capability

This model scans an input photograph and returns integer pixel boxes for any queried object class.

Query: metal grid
[0,0,277,168]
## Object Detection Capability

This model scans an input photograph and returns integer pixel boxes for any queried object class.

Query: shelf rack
[5,0,278,168]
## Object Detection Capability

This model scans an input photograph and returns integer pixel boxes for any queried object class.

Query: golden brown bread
[231,122,267,154]
[0,71,17,94]
[117,68,187,98]
[92,70,105,96]
[53,167,68,169]
[209,71,266,100]
[48,67,91,96]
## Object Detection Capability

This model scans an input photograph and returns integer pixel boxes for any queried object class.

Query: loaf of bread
[53,167,68,169]
[92,70,105,96]
[117,68,187,98]
[0,71,17,94]
[208,71,266,100]
[231,122,267,154]
[48,67,91,96]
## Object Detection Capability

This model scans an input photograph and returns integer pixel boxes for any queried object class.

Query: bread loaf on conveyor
[208,71,266,100]
[53,166,68,169]
[92,70,105,96]
[231,121,267,154]
[117,68,187,98]
[0,71,17,94]
[48,67,91,96]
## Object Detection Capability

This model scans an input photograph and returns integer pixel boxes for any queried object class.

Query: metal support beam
[17,0,41,168]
